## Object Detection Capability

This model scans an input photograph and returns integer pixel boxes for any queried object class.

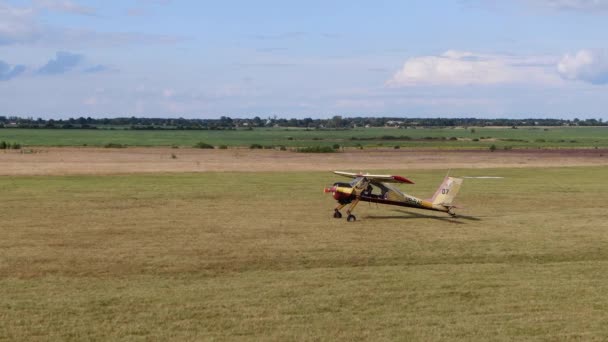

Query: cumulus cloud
[557,49,608,84]
[0,60,26,81]
[387,50,558,87]
[37,51,84,75]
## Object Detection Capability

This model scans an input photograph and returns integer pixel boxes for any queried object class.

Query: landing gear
[333,203,346,219]
[448,208,456,217]
[345,198,360,222]
[332,197,360,222]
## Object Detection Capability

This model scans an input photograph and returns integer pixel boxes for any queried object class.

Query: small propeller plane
[324,171,464,222]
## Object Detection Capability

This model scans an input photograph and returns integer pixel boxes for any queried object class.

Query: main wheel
[347,214,356,222]
[333,210,342,219]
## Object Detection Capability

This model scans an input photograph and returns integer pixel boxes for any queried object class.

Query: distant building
[385,120,404,127]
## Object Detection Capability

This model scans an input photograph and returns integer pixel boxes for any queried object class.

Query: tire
[347,214,356,222]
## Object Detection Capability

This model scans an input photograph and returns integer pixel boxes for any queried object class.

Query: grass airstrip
[2,166,608,340]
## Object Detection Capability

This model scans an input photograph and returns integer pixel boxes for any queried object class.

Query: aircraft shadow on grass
[365,209,482,224]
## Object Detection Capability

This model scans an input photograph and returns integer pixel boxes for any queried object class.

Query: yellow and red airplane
[324,171,464,222]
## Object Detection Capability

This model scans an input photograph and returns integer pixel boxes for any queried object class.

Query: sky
[1,0,608,119]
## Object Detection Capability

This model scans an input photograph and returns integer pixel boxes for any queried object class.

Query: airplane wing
[333,171,414,184]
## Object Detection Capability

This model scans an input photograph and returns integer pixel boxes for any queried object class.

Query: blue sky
[1,0,608,119]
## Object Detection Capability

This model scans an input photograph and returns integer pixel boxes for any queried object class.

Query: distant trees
[251,116,263,127]
[0,115,606,130]
[330,115,344,128]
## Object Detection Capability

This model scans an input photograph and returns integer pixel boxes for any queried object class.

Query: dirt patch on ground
[1,147,607,176]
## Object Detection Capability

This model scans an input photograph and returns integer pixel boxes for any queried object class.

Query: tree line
[0,115,605,130]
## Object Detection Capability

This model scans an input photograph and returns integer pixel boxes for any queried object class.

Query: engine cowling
[324,183,355,204]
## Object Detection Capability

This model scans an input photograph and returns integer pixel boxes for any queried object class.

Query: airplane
[324,171,464,222]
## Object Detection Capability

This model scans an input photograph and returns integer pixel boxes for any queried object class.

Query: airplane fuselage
[326,180,450,214]
[325,172,462,221]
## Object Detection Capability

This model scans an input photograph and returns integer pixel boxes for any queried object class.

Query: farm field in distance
[2,166,608,340]
[1,126,608,149]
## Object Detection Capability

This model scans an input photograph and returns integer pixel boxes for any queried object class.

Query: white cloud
[387,50,559,87]
[557,49,608,84]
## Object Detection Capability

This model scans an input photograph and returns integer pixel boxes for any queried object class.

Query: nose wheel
[333,210,342,218]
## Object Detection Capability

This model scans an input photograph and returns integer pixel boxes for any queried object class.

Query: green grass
[1,167,608,340]
[1,126,607,148]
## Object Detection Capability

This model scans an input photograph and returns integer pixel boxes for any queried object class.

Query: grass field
[1,166,608,340]
[1,126,607,149]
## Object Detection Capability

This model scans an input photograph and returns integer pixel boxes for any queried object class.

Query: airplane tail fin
[431,176,463,207]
